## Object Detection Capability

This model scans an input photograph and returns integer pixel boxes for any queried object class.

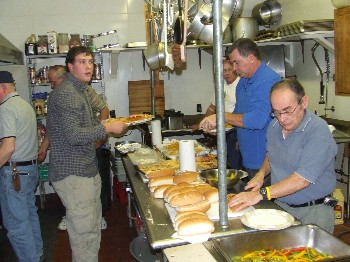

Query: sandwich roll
[169,191,204,207]
[175,199,211,213]
[194,183,213,193]
[204,190,219,204]
[153,184,173,198]
[227,193,238,212]
[166,187,199,203]
[173,171,199,184]
[146,168,176,179]
[149,186,157,193]
[148,175,174,188]
[177,217,215,236]
[175,211,207,222]
[174,213,209,230]
[163,183,193,199]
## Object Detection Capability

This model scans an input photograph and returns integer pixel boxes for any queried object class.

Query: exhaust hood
[0,33,24,65]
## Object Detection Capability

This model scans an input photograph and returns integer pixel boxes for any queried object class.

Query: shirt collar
[246,61,267,84]
[65,72,88,92]
[272,109,313,133]
[0,92,19,105]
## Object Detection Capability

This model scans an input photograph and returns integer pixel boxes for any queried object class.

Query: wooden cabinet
[335,6,350,95]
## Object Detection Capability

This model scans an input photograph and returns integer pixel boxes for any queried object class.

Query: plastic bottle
[25,34,37,55]
[58,33,69,54]
[333,188,345,225]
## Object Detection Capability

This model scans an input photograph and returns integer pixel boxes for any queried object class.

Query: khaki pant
[53,175,102,262]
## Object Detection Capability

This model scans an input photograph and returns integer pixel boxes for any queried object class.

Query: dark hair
[270,78,306,102]
[228,38,261,60]
[65,46,94,71]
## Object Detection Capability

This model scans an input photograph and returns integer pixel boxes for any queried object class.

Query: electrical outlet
[197,104,202,113]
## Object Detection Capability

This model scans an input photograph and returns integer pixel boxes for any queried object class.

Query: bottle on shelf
[37,35,48,55]
[69,34,81,49]
[333,188,345,225]
[25,34,37,55]
[58,33,69,54]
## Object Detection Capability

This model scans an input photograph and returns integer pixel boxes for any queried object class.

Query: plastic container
[37,35,48,54]
[69,33,81,48]
[333,188,345,225]
[58,33,69,54]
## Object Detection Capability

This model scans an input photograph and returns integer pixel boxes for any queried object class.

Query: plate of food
[241,209,295,230]
[205,124,234,135]
[107,114,154,126]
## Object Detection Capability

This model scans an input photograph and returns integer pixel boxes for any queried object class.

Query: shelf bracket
[299,33,334,53]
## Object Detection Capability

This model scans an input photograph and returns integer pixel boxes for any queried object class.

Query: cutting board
[128,80,165,116]
[163,243,217,262]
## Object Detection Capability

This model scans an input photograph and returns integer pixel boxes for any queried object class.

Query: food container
[166,116,183,130]
[199,169,247,189]
[209,225,350,261]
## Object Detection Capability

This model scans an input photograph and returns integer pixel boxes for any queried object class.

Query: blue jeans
[0,164,43,262]
[226,130,242,170]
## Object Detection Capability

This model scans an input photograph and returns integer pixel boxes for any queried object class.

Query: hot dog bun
[177,217,215,236]
[153,184,173,198]
[169,191,204,207]
[204,189,219,204]
[175,199,211,213]
[146,168,176,179]
[174,211,207,222]
[173,171,199,184]
[148,175,174,188]
[174,213,208,230]
[166,187,199,203]
[163,183,193,200]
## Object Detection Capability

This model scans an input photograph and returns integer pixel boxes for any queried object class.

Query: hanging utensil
[180,0,189,62]
[174,0,183,44]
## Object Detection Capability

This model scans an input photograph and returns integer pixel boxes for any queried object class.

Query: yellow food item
[232,247,333,262]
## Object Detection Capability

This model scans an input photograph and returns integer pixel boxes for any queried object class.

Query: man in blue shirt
[200,38,280,179]
[228,78,337,233]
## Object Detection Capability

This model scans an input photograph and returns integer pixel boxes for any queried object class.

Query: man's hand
[228,191,263,212]
[103,121,128,135]
[37,149,47,164]
[244,171,265,192]
[199,114,217,131]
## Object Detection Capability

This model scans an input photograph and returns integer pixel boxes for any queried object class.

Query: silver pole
[150,0,156,116]
[213,0,228,228]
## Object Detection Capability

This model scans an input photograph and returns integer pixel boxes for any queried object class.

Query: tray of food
[115,141,142,154]
[156,139,213,160]
[209,224,350,262]
[107,114,154,126]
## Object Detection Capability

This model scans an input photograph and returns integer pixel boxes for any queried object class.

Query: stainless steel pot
[143,42,170,71]
[252,0,282,25]
[187,0,243,45]
[232,17,258,41]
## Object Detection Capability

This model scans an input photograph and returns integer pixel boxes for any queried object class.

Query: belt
[4,160,37,167]
[287,196,329,208]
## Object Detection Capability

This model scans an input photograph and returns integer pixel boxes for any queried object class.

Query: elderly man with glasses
[228,78,338,233]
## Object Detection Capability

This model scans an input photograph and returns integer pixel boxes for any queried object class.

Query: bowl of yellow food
[199,169,246,189]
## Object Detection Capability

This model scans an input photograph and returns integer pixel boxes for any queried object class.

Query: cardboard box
[47,31,57,54]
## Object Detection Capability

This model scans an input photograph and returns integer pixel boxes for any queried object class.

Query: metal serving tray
[209,225,350,261]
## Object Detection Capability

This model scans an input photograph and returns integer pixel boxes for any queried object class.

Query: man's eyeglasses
[271,100,301,118]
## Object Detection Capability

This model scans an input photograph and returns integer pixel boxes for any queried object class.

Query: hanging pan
[173,0,183,44]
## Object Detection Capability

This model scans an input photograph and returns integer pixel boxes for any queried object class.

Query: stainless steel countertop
[122,156,286,251]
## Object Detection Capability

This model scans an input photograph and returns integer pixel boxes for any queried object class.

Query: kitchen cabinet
[334,6,350,95]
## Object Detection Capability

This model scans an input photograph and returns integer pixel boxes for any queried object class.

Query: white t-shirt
[210,77,240,113]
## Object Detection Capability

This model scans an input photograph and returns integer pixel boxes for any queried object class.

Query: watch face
[260,188,267,195]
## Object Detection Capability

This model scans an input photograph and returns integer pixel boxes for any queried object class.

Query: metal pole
[150,0,156,116]
[213,0,228,228]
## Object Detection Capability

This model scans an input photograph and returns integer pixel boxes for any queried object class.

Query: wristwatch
[260,187,268,200]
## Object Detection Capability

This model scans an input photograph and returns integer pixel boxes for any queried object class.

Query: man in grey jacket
[47,46,127,262]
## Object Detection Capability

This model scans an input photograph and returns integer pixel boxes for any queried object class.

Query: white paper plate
[241,209,294,230]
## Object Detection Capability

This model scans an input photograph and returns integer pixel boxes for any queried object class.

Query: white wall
[0,0,349,122]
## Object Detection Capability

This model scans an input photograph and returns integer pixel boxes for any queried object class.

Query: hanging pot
[232,17,258,41]
[143,42,171,71]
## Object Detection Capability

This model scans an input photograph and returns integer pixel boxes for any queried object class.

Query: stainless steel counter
[122,156,286,251]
